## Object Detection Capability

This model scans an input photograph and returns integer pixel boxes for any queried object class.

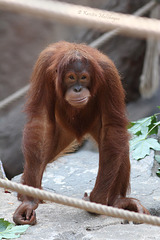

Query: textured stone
[0,149,158,239]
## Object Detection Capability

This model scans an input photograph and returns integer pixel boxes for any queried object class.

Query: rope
[90,0,157,48]
[0,85,29,110]
[0,179,160,227]
[0,0,160,40]
[0,1,158,109]
[0,160,6,179]
[140,6,160,98]
[0,1,159,226]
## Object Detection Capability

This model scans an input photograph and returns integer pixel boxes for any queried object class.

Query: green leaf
[0,219,10,232]
[147,138,160,151]
[128,122,135,129]
[0,218,29,239]
[129,116,152,136]
[131,139,151,160]
[156,169,160,177]
[129,135,146,151]
[155,155,160,164]
[148,115,158,135]
[157,106,160,109]
[131,138,160,160]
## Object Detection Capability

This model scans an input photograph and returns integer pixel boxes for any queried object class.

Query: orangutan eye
[81,75,86,79]
[69,75,74,80]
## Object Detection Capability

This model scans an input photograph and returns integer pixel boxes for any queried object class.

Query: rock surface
[1,0,158,179]
[1,149,160,239]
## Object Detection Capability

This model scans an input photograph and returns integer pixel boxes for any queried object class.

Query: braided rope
[133,0,157,16]
[0,179,160,226]
[0,85,29,110]
[0,1,158,109]
[0,0,160,40]
[90,0,157,48]
[0,1,159,226]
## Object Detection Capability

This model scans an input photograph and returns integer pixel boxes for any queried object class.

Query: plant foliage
[0,218,29,239]
[128,106,160,176]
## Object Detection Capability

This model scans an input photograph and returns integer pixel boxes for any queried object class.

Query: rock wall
[0,0,153,178]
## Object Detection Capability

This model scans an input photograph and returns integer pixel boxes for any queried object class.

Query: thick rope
[0,179,160,226]
[0,0,160,40]
[140,6,160,98]
[0,1,159,109]
[0,160,6,179]
[0,1,159,227]
[90,0,157,48]
[0,85,29,110]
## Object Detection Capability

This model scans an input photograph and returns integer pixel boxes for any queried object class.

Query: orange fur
[13,42,149,225]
